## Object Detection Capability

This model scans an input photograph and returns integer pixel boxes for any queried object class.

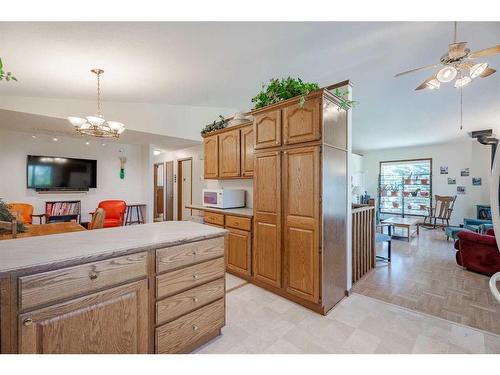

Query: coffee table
[382,217,420,242]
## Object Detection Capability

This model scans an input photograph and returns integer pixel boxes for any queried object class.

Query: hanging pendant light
[68,69,125,138]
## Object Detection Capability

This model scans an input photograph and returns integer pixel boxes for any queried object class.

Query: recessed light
[85,141,90,145]
[31,135,37,139]
[101,143,106,146]
[52,136,59,142]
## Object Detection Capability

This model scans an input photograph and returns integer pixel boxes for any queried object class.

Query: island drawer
[20,252,148,310]
[156,257,224,299]
[225,215,251,231]
[156,278,224,325]
[155,298,225,354]
[156,237,224,273]
[203,212,224,226]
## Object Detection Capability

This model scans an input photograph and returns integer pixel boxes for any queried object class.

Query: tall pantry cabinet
[252,84,350,314]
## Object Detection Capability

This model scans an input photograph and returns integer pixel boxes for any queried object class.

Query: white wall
[154,143,253,221]
[0,129,151,223]
[363,140,492,225]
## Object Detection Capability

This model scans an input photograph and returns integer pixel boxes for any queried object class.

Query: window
[379,158,432,217]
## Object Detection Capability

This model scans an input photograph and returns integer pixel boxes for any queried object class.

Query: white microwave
[202,189,245,209]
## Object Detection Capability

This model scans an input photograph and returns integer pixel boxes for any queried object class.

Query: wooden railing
[352,203,376,284]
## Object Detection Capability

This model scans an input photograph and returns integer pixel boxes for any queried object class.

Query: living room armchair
[92,200,127,228]
[455,229,500,276]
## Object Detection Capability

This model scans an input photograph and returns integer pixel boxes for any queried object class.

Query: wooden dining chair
[89,208,106,230]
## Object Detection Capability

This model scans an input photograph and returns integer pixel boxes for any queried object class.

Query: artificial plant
[201,115,228,136]
[0,58,17,82]
[251,77,320,109]
[0,199,26,233]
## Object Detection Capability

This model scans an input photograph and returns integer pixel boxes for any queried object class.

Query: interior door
[178,159,193,221]
[253,150,282,288]
[154,163,165,221]
[283,145,320,303]
[165,161,174,221]
[18,280,148,354]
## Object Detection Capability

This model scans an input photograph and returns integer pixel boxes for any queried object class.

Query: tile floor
[196,277,500,354]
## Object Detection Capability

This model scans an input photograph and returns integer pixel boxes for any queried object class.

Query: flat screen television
[27,155,97,191]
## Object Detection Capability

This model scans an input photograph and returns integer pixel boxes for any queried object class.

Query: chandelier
[67,69,125,138]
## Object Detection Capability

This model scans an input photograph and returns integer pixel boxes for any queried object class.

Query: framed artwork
[457,186,466,195]
[440,166,448,174]
[472,177,482,186]
[461,168,470,177]
[448,178,456,185]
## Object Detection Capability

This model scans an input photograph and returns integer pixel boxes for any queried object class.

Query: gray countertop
[0,221,227,276]
[187,204,254,218]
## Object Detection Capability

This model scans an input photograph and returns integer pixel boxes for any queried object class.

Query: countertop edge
[0,231,227,278]
[186,204,254,218]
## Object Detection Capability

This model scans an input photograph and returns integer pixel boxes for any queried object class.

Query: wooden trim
[0,277,18,353]
[177,158,193,221]
[201,121,252,138]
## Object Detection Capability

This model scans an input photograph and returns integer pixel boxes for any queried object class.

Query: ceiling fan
[395,22,499,90]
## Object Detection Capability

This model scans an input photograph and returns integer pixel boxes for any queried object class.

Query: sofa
[463,218,493,233]
[455,229,500,276]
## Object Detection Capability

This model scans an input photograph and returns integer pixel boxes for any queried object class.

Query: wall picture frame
[472,177,482,186]
[440,166,448,174]
[448,178,456,185]
[461,168,470,177]
[457,186,466,195]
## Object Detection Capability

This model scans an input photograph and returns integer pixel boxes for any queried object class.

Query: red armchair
[95,200,126,228]
[455,229,500,276]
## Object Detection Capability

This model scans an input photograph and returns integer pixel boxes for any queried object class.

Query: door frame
[165,161,174,221]
[177,157,193,221]
[153,162,165,221]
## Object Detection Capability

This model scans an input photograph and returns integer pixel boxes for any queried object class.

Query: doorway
[153,162,165,222]
[165,161,174,220]
[177,158,193,221]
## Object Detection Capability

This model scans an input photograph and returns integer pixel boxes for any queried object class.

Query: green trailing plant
[0,199,26,233]
[331,87,358,110]
[251,77,320,109]
[201,115,228,136]
[0,58,17,82]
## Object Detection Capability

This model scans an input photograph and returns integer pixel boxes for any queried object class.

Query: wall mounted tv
[27,155,97,191]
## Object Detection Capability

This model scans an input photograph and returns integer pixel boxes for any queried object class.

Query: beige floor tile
[412,335,449,354]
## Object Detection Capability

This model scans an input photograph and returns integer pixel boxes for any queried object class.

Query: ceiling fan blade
[480,67,496,78]
[448,42,468,59]
[415,75,437,91]
[469,45,500,59]
[395,64,440,78]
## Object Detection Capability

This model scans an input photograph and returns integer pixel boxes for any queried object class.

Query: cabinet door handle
[192,251,197,256]
[23,318,33,327]
[192,274,199,280]
[89,271,98,280]
[192,325,199,331]
[192,297,199,303]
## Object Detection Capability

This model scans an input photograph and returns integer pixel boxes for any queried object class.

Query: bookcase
[45,200,81,223]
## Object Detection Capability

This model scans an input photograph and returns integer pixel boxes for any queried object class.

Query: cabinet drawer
[225,215,252,231]
[156,278,224,325]
[156,257,224,299]
[204,212,225,226]
[156,298,224,354]
[156,237,224,273]
[20,252,147,310]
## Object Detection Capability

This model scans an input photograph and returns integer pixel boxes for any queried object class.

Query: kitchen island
[0,221,227,354]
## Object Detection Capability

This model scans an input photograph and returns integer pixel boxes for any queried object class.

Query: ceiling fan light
[437,66,458,82]
[455,76,472,88]
[470,62,488,79]
[427,79,441,90]
[86,115,106,126]
[107,121,124,131]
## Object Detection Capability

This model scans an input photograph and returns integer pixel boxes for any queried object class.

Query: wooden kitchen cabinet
[253,150,281,288]
[18,280,148,354]
[241,125,254,177]
[226,227,251,277]
[204,134,219,179]
[283,146,320,303]
[283,97,321,145]
[254,109,281,150]
[218,128,241,178]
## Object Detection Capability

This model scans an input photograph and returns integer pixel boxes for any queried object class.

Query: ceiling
[0,109,200,150]
[0,22,499,152]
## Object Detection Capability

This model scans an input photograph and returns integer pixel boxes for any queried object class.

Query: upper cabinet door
[253,150,282,288]
[254,110,281,150]
[204,134,219,179]
[241,125,254,177]
[283,97,321,146]
[283,146,320,303]
[218,128,241,178]
[18,280,148,354]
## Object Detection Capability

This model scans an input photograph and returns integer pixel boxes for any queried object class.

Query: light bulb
[85,141,90,145]
[31,135,37,139]
[455,76,472,88]
[86,115,106,126]
[52,136,58,142]
[470,63,488,79]
[437,66,457,83]
[426,79,441,90]
[67,116,87,126]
